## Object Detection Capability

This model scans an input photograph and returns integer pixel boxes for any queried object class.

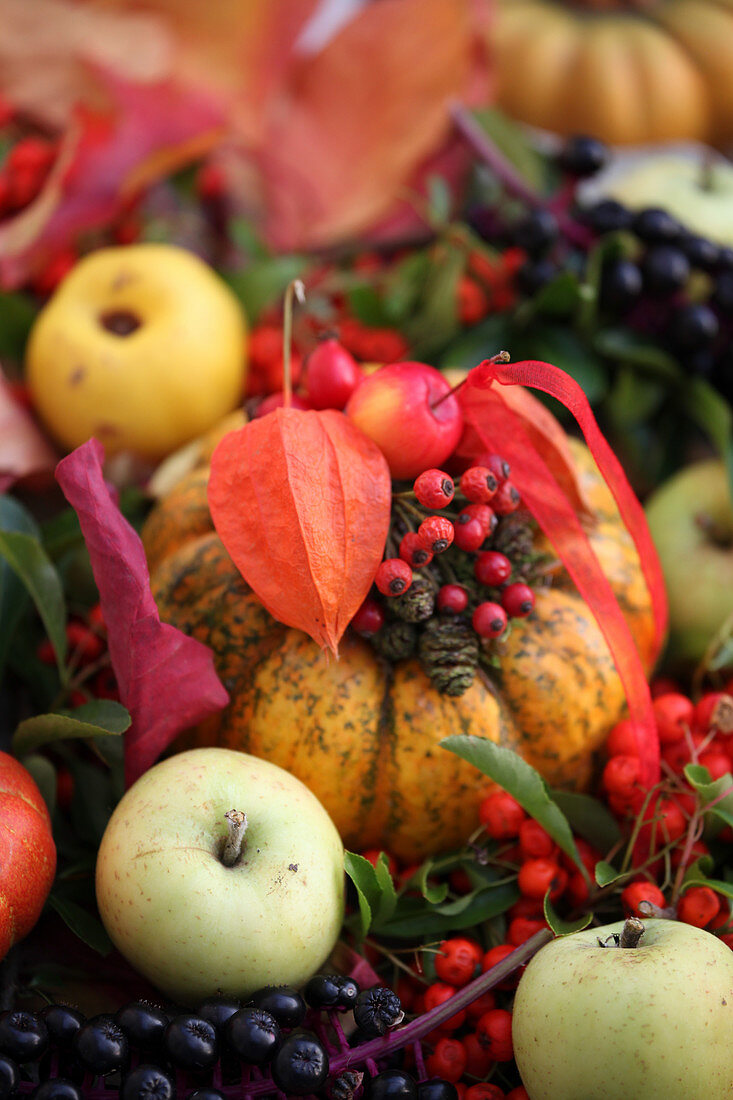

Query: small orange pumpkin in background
[492,0,733,147]
[0,753,56,957]
[142,407,657,862]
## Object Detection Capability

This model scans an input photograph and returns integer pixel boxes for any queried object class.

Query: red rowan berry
[414,469,455,508]
[678,885,720,928]
[501,583,535,618]
[653,692,694,744]
[477,453,511,483]
[423,983,466,1031]
[670,838,709,869]
[417,516,454,554]
[87,603,107,634]
[507,916,547,946]
[493,481,521,515]
[661,732,706,774]
[474,551,512,587]
[66,620,105,662]
[461,1034,493,1080]
[518,858,566,900]
[465,990,496,1022]
[479,790,526,838]
[460,465,499,504]
[565,870,591,907]
[92,668,119,701]
[453,515,488,553]
[464,1085,504,1100]
[399,531,433,569]
[375,558,413,596]
[605,718,644,757]
[621,880,666,917]
[602,754,641,798]
[482,943,520,988]
[698,749,732,780]
[437,585,469,615]
[351,598,385,636]
[473,602,507,638]
[426,1037,467,1082]
[462,503,497,536]
[457,276,490,326]
[693,692,733,736]
[36,639,57,665]
[518,819,557,860]
[475,1007,513,1061]
[506,1088,530,1100]
[434,937,482,986]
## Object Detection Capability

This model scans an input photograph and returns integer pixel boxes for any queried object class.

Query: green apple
[513,917,733,1100]
[645,459,733,664]
[95,748,345,1004]
[594,154,733,245]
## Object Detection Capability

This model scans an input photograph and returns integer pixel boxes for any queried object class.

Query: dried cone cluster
[351,455,546,696]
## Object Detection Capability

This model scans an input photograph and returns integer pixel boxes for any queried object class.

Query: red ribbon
[463,358,667,787]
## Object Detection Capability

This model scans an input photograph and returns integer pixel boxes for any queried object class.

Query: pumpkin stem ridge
[221,809,248,866]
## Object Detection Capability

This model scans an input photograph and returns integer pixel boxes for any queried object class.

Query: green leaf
[426,175,453,226]
[404,243,465,357]
[594,859,623,887]
[543,891,591,936]
[686,377,733,499]
[441,735,585,873]
[604,367,667,429]
[347,284,390,328]
[470,108,548,191]
[533,273,583,318]
[681,876,733,900]
[225,255,307,324]
[440,312,515,373]
[0,292,37,361]
[344,851,398,938]
[20,754,57,816]
[0,529,68,681]
[47,895,113,955]
[683,764,733,828]
[550,790,622,853]
[418,861,449,905]
[593,328,682,380]
[0,496,41,680]
[13,701,130,757]
[378,881,519,940]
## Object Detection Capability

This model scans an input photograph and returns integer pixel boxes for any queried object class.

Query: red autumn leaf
[55,438,229,788]
[0,371,58,493]
[0,66,224,288]
[455,375,596,522]
[208,408,392,656]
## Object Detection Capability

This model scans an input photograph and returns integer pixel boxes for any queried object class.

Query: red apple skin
[344,362,463,479]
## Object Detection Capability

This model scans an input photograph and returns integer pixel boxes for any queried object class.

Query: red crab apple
[512,917,733,1100]
[345,361,463,479]
[95,748,345,1004]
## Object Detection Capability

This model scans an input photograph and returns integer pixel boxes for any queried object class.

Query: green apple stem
[620,916,645,948]
[221,809,248,867]
[282,279,306,408]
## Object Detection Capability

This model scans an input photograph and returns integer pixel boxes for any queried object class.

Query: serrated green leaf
[550,789,622,854]
[13,701,130,757]
[543,891,591,937]
[48,895,112,955]
[442,735,585,873]
[594,859,623,887]
[0,529,68,682]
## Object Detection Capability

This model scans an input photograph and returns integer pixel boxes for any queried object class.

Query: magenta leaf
[55,439,229,787]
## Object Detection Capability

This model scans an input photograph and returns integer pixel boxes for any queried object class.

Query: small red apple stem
[430,350,510,410]
[282,279,305,408]
[221,809,248,866]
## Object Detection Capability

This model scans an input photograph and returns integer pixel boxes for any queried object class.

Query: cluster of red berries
[359,455,535,643]
[456,248,525,327]
[36,603,118,708]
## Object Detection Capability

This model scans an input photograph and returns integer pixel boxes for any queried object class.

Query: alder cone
[142,438,656,862]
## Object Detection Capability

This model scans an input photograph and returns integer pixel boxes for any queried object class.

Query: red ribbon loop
[463,358,667,786]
